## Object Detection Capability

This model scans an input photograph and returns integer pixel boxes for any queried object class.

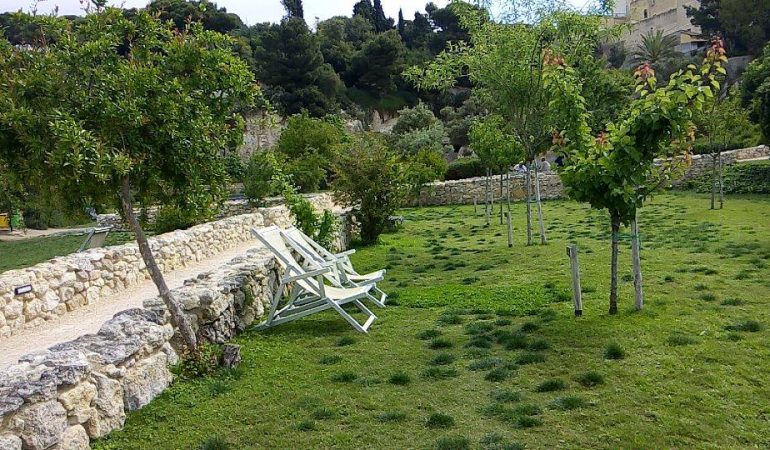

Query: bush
[223,152,245,182]
[173,342,222,380]
[444,157,487,180]
[426,412,455,429]
[332,133,408,244]
[243,151,278,205]
[154,205,201,234]
[603,342,626,360]
[275,112,346,192]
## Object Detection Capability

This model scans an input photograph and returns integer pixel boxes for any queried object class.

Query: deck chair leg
[255,281,289,331]
[329,298,377,333]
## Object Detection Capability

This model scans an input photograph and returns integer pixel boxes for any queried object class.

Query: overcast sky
[0,0,453,25]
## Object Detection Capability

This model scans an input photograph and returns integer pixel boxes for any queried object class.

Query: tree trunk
[533,163,547,244]
[119,175,199,353]
[718,151,724,209]
[710,153,717,210]
[631,212,643,310]
[499,173,503,224]
[525,165,533,246]
[609,215,620,315]
[485,168,491,226]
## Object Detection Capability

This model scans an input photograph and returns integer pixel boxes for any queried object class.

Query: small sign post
[14,284,33,296]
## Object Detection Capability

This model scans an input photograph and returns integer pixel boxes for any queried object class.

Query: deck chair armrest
[282,267,331,284]
[334,249,356,259]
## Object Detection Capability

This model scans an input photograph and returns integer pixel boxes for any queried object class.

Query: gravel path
[0,241,263,371]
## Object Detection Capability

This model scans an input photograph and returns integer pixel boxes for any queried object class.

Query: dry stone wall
[408,146,769,207]
[0,194,337,340]
[0,195,351,449]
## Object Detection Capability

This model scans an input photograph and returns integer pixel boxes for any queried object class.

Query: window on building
[643,9,648,18]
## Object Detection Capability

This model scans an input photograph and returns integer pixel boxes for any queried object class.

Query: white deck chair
[281,226,388,307]
[252,226,378,333]
[78,226,111,252]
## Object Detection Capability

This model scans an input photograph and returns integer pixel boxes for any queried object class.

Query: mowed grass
[0,231,136,273]
[92,192,770,449]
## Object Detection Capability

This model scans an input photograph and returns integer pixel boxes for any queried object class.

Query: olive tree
[544,40,727,314]
[0,10,258,352]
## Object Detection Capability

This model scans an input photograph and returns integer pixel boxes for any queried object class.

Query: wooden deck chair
[78,226,112,252]
[281,226,388,307]
[251,226,378,333]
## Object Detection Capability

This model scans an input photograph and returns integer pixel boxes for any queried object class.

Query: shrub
[516,352,545,365]
[687,161,770,195]
[550,395,588,410]
[430,353,456,366]
[295,420,316,431]
[576,371,604,387]
[534,378,566,392]
[318,355,341,365]
[725,320,763,332]
[426,412,455,429]
[435,435,471,450]
[199,436,230,450]
[422,367,460,380]
[275,112,346,192]
[154,205,202,234]
[444,157,487,180]
[429,338,454,350]
[243,150,278,205]
[332,133,408,244]
[223,152,245,182]
[604,342,626,360]
[173,342,222,380]
[485,368,511,382]
[388,371,412,385]
[330,372,357,383]
[418,329,442,340]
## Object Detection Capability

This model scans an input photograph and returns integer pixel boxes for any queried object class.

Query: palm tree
[632,30,680,64]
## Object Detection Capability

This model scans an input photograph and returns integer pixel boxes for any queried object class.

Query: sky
[0,0,453,26]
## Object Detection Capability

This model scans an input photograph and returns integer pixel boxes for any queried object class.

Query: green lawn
[0,231,138,273]
[93,192,770,449]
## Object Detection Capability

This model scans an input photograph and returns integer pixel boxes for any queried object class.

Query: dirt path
[0,241,264,371]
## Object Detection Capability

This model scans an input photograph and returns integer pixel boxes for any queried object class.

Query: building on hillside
[612,0,707,54]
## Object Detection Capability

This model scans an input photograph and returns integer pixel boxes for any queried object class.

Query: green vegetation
[0,232,136,273]
[686,161,770,195]
[93,193,770,448]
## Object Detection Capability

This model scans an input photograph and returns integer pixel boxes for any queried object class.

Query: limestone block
[84,373,124,438]
[58,381,97,424]
[59,425,89,450]
[122,352,172,411]
[15,401,67,450]
[0,435,22,450]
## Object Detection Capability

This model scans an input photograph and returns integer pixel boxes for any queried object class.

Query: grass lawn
[93,192,770,449]
[0,231,138,273]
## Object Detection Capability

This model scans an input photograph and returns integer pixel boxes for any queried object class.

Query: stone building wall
[408,146,769,207]
[0,194,338,340]
[0,196,352,449]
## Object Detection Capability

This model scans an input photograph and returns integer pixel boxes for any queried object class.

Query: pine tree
[281,0,304,19]
[397,8,405,37]
[373,0,394,32]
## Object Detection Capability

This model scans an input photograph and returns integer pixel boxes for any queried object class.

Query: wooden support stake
[473,197,477,214]
[567,244,583,317]
[631,216,644,310]
[506,212,513,248]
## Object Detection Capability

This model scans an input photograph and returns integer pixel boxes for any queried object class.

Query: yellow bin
[0,213,10,231]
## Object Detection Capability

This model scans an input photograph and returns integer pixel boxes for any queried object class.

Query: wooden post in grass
[567,244,583,316]
[631,213,644,310]
[473,196,477,214]
[485,168,491,226]
[506,212,513,247]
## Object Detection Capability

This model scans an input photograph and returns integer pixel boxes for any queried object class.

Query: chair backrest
[285,226,336,261]
[252,226,322,295]
[78,227,111,252]
[283,227,326,265]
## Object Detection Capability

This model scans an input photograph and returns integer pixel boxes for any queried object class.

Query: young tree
[407,7,612,246]
[332,133,408,244]
[0,10,258,352]
[544,39,727,314]
[693,90,757,209]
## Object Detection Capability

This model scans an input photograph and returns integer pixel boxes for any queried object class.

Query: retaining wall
[0,194,339,340]
[409,145,770,207]
[0,195,350,449]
